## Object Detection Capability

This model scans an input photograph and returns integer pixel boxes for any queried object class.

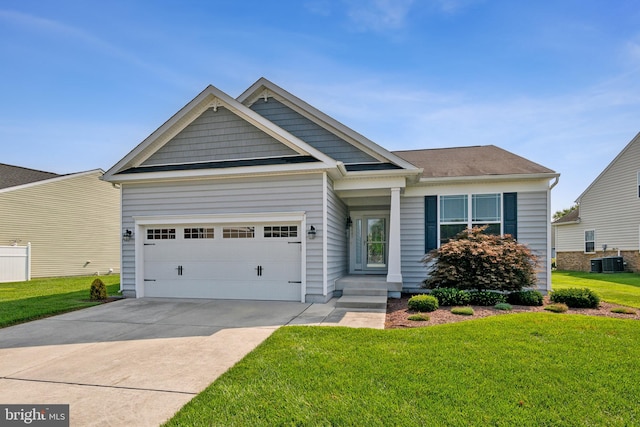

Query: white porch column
[386,187,402,283]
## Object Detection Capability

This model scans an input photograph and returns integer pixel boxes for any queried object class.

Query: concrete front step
[342,287,387,296]
[335,295,387,310]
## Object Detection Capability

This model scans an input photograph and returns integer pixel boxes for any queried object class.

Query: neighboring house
[103,78,559,302]
[0,164,121,278]
[553,132,640,272]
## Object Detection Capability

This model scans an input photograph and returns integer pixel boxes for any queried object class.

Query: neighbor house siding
[0,171,120,278]
[326,175,348,297]
[120,173,324,298]
[250,98,378,164]
[400,196,427,291]
[142,106,297,166]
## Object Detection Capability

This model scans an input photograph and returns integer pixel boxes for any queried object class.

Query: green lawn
[166,314,639,426]
[553,270,640,308]
[0,275,120,328]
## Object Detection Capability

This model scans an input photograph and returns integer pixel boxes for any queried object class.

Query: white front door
[349,213,389,274]
[142,223,302,300]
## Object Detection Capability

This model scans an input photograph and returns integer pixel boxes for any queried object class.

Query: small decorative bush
[408,313,430,321]
[611,307,636,315]
[507,290,544,306]
[494,303,513,311]
[407,295,439,312]
[469,291,506,306]
[550,288,600,308]
[422,226,539,292]
[431,287,471,306]
[90,278,107,301]
[451,307,474,316]
[544,303,568,313]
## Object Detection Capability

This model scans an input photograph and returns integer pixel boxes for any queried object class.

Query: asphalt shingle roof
[0,163,60,190]
[392,145,556,178]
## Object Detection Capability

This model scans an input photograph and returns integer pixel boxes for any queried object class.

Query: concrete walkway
[0,298,385,426]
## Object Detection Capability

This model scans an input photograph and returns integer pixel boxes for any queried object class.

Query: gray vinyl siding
[557,136,640,253]
[120,173,324,298]
[399,191,550,292]
[0,171,120,278]
[326,176,348,294]
[400,196,428,291]
[250,98,378,164]
[517,191,549,290]
[142,106,297,166]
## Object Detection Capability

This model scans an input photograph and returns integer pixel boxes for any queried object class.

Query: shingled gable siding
[249,98,379,164]
[120,173,324,298]
[142,106,297,166]
[400,191,549,292]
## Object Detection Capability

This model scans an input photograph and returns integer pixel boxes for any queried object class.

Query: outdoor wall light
[122,229,133,242]
[307,225,316,239]
[346,216,352,229]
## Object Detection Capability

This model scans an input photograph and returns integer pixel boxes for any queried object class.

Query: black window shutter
[425,196,438,252]
[503,192,517,239]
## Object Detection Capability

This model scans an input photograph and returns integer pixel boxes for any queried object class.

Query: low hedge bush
[451,307,474,316]
[408,313,430,321]
[431,288,471,306]
[469,291,506,306]
[408,295,439,312]
[545,303,568,313]
[89,278,107,301]
[550,288,600,308]
[507,290,544,306]
[494,303,513,311]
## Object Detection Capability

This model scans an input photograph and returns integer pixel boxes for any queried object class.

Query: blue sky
[1,0,639,214]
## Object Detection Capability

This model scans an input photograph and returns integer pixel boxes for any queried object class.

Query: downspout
[547,175,560,293]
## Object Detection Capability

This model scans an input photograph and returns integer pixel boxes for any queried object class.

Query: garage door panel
[143,223,302,301]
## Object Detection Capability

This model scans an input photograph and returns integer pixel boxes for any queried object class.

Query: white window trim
[438,193,502,245]
[584,229,596,254]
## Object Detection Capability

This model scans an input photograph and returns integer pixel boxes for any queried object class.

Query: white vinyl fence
[0,243,31,283]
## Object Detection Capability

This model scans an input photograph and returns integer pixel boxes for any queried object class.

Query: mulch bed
[385,294,640,329]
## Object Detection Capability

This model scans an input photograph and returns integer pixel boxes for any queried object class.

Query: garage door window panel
[223,226,255,238]
[264,225,298,238]
[184,228,214,239]
[147,229,176,240]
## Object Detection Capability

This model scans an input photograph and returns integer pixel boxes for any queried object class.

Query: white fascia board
[106,162,331,184]
[334,176,406,191]
[103,84,337,182]
[404,174,558,197]
[238,78,421,172]
[133,211,306,225]
[415,173,560,185]
[0,169,104,194]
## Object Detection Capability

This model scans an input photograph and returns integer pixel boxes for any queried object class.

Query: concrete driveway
[0,298,384,426]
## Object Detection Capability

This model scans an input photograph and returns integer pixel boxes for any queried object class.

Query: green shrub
[494,303,513,311]
[550,288,600,308]
[422,226,539,292]
[469,291,506,306]
[451,307,474,316]
[611,307,636,315]
[407,313,430,321]
[544,303,568,313]
[507,290,544,306]
[407,295,439,312]
[89,278,107,301]
[431,288,471,306]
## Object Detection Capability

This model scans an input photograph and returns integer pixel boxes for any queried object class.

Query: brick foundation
[556,251,639,272]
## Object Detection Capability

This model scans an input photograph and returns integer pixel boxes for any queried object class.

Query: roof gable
[0,163,59,190]
[575,132,640,203]
[103,84,337,181]
[238,78,421,172]
[393,145,556,179]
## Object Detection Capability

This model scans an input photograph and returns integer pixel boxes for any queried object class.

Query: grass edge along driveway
[553,270,640,308]
[0,275,120,328]
[165,313,639,427]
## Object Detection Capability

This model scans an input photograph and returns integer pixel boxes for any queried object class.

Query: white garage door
[143,223,302,301]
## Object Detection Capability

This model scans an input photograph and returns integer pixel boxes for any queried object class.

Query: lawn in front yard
[0,275,120,328]
[165,314,639,426]
[553,270,640,308]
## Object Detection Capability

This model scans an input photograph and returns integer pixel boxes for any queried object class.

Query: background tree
[553,204,578,221]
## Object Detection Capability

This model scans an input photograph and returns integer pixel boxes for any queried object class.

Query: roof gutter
[416,172,560,185]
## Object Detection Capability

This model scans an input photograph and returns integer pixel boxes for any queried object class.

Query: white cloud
[345,0,415,31]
